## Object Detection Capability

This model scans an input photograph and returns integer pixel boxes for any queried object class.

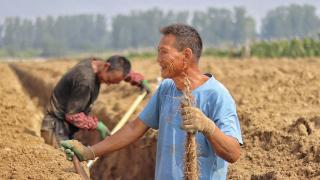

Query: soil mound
[0,63,80,179]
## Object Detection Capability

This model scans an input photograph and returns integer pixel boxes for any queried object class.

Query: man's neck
[91,60,104,74]
[172,68,209,91]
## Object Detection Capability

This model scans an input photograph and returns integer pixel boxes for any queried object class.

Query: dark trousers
[41,114,70,148]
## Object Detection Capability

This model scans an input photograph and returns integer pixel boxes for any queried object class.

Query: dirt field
[3,57,320,179]
[0,63,81,179]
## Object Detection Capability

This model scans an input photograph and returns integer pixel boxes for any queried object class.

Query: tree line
[243,38,320,58]
[0,4,319,57]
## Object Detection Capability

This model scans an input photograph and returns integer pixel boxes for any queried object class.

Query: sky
[0,0,319,28]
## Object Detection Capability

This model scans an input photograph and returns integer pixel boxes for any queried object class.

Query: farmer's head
[157,24,203,79]
[98,55,131,84]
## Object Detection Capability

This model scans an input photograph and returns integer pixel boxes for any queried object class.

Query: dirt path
[0,63,81,180]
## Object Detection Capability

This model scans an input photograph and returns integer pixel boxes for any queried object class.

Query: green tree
[232,7,256,46]
[193,8,234,46]
[2,17,20,51]
[192,7,256,47]
[111,8,189,50]
[261,4,320,39]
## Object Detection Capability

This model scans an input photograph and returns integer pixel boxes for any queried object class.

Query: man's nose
[156,55,163,64]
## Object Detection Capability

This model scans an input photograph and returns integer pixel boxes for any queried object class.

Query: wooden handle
[111,91,147,134]
[87,91,148,169]
[73,156,90,180]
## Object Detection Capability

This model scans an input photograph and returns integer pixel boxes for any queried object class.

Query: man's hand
[125,71,151,93]
[124,71,144,86]
[60,140,95,161]
[96,121,110,139]
[181,106,216,136]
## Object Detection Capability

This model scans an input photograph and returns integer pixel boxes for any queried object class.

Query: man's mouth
[160,64,167,72]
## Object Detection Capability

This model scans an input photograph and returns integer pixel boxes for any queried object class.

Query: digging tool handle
[73,156,90,180]
[111,91,147,134]
[87,91,148,169]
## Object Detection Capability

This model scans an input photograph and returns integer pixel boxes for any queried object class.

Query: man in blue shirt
[61,24,243,180]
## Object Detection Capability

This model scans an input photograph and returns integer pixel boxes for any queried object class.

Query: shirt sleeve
[138,84,162,129]
[65,112,98,130]
[209,89,243,145]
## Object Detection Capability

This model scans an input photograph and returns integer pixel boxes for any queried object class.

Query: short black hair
[160,24,203,62]
[106,55,131,77]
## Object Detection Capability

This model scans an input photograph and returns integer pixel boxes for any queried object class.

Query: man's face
[157,34,185,79]
[99,67,125,85]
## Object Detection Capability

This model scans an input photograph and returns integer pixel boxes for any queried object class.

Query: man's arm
[205,127,240,163]
[64,84,99,130]
[61,118,150,161]
[61,84,162,161]
[92,118,149,156]
[63,84,110,139]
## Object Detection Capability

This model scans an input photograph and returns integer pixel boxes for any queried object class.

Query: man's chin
[102,80,110,85]
[161,69,177,79]
[160,72,169,79]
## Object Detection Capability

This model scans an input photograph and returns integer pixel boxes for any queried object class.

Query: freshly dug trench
[10,64,52,110]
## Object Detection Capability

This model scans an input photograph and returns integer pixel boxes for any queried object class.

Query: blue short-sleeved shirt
[139,76,243,180]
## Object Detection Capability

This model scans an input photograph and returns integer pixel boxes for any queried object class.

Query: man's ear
[104,63,110,71]
[183,48,193,70]
[183,48,193,62]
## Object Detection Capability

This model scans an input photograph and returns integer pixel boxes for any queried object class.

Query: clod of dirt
[251,171,279,180]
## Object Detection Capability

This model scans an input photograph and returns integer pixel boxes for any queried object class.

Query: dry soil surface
[10,57,320,179]
[0,63,81,180]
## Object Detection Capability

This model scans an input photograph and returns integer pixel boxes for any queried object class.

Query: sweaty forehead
[159,34,177,48]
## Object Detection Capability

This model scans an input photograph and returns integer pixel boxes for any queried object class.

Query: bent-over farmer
[41,55,150,148]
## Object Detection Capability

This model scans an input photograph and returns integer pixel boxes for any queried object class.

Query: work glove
[60,140,95,161]
[181,106,216,136]
[140,79,151,94]
[96,121,110,140]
